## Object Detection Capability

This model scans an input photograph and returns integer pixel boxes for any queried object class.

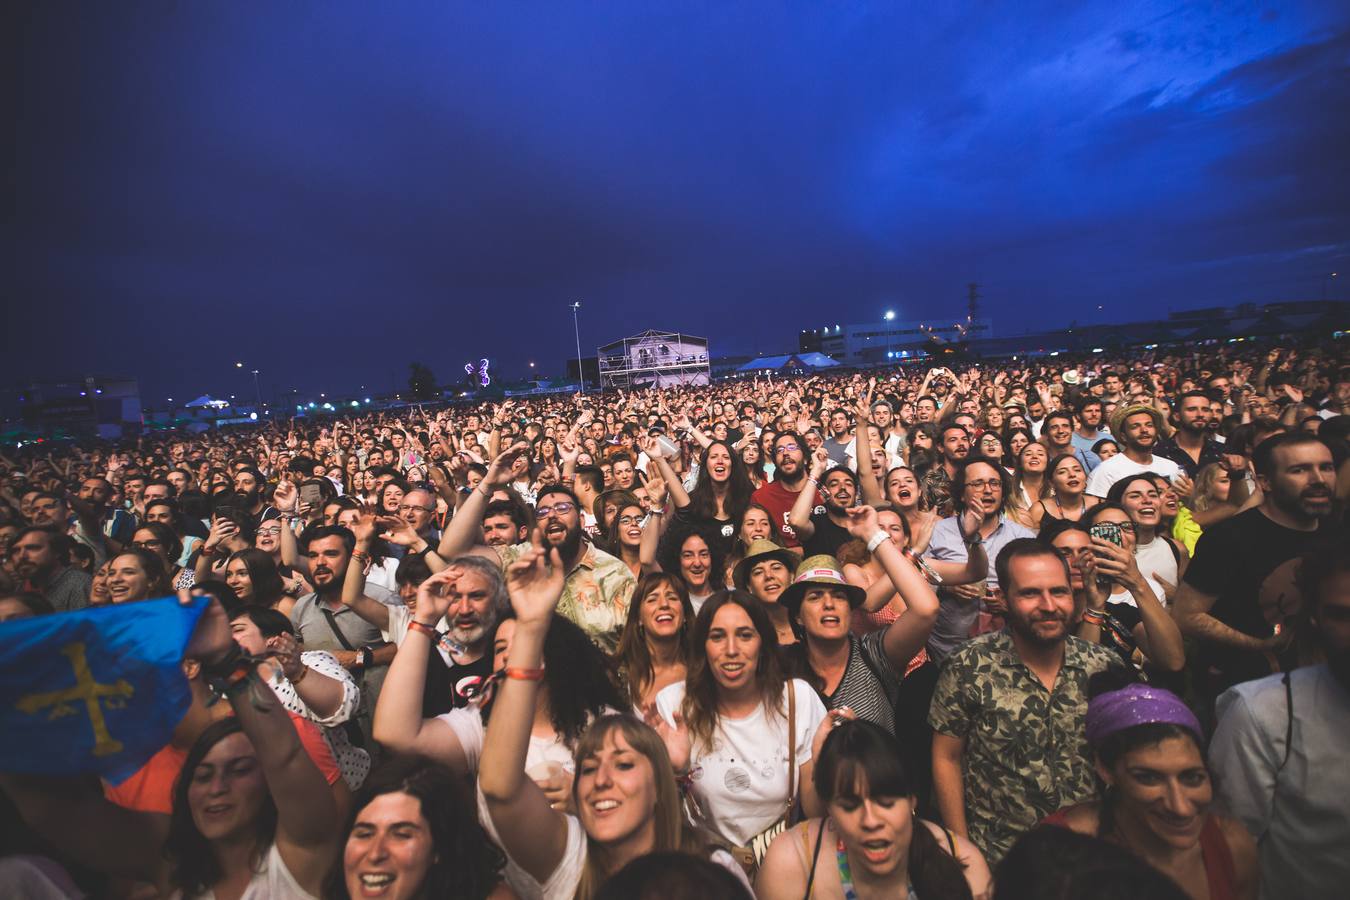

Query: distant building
[736,352,842,375]
[0,376,142,440]
[800,317,995,366]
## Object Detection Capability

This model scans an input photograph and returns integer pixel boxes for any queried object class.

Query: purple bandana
[1084,685,1202,747]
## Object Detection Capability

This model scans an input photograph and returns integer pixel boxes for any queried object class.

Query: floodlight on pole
[884,310,896,362]
[571,302,585,391]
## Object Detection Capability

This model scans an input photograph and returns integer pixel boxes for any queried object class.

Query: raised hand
[350,512,381,548]
[644,473,668,508]
[413,566,464,627]
[486,441,531,487]
[642,703,691,774]
[266,631,306,682]
[203,516,239,553]
[842,505,880,540]
[505,530,565,626]
[958,504,984,542]
[812,705,857,762]
[274,479,299,515]
[810,446,831,479]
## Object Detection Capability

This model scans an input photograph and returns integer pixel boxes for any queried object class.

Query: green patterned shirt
[497,540,635,653]
[928,629,1125,862]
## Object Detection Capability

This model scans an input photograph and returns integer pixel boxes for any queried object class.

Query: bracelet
[418,544,438,557]
[200,544,217,557]
[1081,609,1108,626]
[290,664,309,685]
[407,619,439,640]
[351,549,371,565]
[504,666,545,681]
[962,532,984,547]
[806,476,820,487]
[865,531,888,553]
[647,508,664,516]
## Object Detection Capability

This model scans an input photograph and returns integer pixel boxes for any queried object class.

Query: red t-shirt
[751,479,822,549]
[105,712,342,814]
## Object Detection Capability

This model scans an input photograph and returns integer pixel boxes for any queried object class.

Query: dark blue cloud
[9,1,1348,403]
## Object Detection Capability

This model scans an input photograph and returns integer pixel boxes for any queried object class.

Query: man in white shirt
[1086,404,1180,498]
[1209,544,1350,900]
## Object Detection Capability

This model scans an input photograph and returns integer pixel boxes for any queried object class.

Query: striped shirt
[788,629,901,734]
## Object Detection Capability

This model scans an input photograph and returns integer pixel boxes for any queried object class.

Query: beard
[1271,484,1334,520]
[1009,610,1068,647]
[544,520,584,562]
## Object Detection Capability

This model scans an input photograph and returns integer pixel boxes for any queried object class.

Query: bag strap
[802,819,827,900]
[786,682,797,802]
[319,603,357,651]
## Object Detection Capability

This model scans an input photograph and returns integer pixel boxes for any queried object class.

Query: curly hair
[482,613,622,749]
[323,761,507,900]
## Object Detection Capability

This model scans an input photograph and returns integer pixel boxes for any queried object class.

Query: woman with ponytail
[756,719,991,899]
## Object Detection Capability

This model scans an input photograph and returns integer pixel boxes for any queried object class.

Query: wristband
[806,476,820,487]
[351,549,371,565]
[962,531,984,547]
[865,531,888,553]
[1081,609,1108,626]
[358,646,374,669]
[200,544,217,557]
[505,666,545,681]
[407,619,439,640]
[419,544,438,558]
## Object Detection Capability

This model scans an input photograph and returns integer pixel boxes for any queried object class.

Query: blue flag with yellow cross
[0,596,208,784]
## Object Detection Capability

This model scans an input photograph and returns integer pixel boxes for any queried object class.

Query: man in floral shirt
[929,539,1125,862]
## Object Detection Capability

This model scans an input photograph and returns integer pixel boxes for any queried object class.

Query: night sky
[10,2,1349,405]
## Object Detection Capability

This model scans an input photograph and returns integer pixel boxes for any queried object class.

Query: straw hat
[778,554,867,617]
[1109,403,1165,438]
[733,539,801,591]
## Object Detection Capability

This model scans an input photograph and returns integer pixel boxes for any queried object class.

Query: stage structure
[597,329,711,390]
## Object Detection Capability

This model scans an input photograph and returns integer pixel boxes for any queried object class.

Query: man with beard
[439,441,634,651]
[1210,539,1350,900]
[372,555,507,731]
[924,459,1034,661]
[1070,397,1111,459]
[790,448,860,558]
[231,466,275,525]
[751,431,821,549]
[481,499,530,547]
[1154,390,1226,479]
[1085,405,1181,498]
[921,423,972,518]
[8,526,91,612]
[1174,433,1341,697]
[289,525,399,748]
[929,539,1126,863]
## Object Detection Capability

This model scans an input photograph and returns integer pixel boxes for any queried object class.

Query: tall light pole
[884,310,896,364]
[236,362,264,413]
[570,301,585,391]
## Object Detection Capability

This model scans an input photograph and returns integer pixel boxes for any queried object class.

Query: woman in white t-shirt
[479,539,750,900]
[655,590,832,863]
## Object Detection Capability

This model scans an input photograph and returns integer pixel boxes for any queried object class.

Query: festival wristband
[1081,609,1108,626]
[865,531,888,553]
[407,619,439,640]
[505,666,546,681]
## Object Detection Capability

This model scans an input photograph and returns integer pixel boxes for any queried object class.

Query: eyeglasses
[132,540,163,549]
[398,504,435,514]
[256,526,283,536]
[617,514,643,526]
[965,479,1003,491]
[775,443,800,455]
[535,501,577,519]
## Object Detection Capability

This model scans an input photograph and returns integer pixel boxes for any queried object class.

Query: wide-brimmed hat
[733,539,801,591]
[778,554,867,617]
[1109,403,1165,439]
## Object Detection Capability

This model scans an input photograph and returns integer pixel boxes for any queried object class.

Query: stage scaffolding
[597,329,711,391]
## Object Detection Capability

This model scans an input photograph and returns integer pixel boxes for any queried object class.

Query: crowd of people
[1,342,1347,899]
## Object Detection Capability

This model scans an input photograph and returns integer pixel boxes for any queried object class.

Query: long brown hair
[680,590,787,754]
[570,715,710,900]
[614,572,694,708]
